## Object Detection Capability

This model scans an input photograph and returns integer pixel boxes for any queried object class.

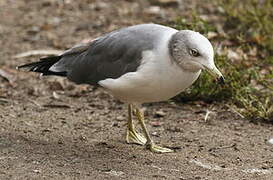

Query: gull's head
[169,30,224,84]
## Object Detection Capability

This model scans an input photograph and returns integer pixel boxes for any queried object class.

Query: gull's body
[18,24,224,153]
[98,32,201,103]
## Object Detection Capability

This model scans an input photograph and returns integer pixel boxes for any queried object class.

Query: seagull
[17,24,224,153]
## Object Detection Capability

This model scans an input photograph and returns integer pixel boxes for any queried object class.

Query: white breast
[99,31,201,103]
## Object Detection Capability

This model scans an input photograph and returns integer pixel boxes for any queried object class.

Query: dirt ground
[1,0,273,179]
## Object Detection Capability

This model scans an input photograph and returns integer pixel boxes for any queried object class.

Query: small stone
[144,6,161,16]
[79,135,87,141]
[112,122,119,127]
[52,91,60,99]
[33,169,40,173]
[154,110,166,118]
[151,132,159,136]
[116,115,124,121]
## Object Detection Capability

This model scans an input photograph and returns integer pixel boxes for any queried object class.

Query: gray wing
[50,24,174,85]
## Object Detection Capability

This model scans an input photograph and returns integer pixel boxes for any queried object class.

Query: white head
[169,30,224,83]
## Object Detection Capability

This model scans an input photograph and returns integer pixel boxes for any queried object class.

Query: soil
[0,0,273,179]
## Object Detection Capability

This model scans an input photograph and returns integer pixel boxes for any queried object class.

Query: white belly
[99,50,201,103]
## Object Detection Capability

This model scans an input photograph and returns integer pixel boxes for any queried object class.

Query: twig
[29,99,42,108]
[204,109,211,122]
[226,105,245,118]
[0,98,9,104]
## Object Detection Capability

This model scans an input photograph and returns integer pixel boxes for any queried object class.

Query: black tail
[17,56,67,76]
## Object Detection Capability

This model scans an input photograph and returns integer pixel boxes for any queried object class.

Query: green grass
[170,1,273,121]
[218,0,273,52]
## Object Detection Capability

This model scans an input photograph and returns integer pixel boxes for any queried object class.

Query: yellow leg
[126,104,146,145]
[135,107,173,153]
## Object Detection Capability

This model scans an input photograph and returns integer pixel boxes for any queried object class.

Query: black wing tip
[16,55,67,77]
[41,71,67,76]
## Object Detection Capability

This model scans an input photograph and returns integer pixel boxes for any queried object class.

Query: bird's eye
[190,49,199,57]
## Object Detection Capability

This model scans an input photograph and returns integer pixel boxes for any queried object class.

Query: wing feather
[51,24,175,85]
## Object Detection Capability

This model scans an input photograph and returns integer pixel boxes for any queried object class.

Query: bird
[17,24,224,153]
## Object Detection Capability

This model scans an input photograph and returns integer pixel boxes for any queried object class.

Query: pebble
[268,138,273,145]
[33,169,41,173]
[154,110,166,118]
[52,91,60,99]
[116,115,125,121]
[144,6,162,16]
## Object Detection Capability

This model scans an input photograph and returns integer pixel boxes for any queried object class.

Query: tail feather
[17,56,67,77]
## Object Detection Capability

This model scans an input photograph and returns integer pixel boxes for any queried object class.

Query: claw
[126,129,147,145]
[146,143,174,153]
